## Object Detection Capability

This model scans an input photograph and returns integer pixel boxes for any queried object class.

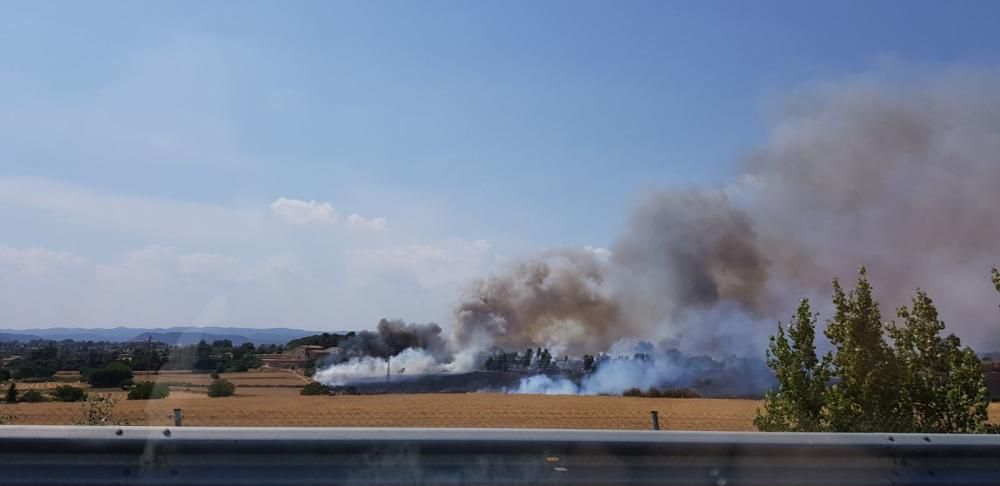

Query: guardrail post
[650,411,660,431]
[173,408,183,427]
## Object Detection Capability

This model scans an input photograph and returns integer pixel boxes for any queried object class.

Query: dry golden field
[4,371,1000,430]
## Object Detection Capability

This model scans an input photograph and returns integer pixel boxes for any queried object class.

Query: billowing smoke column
[454,190,774,359]
[339,318,450,361]
[319,70,1000,393]
[314,319,468,385]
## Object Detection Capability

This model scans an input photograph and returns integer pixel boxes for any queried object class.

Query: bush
[52,385,87,402]
[75,394,132,426]
[225,354,262,373]
[87,362,134,388]
[300,382,331,396]
[20,390,45,403]
[622,387,643,397]
[127,381,170,400]
[0,368,10,382]
[207,379,236,397]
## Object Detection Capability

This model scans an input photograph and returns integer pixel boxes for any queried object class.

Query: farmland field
[4,371,1000,430]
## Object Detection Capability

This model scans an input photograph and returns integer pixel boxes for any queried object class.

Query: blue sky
[2,1,998,330]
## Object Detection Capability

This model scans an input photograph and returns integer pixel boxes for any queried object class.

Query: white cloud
[270,197,338,225]
[347,213,387,231]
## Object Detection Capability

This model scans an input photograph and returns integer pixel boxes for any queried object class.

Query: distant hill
[0,332,42,342]
[0,327,319,345]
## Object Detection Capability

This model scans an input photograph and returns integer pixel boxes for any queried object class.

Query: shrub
[622,387,644,397]
[127,381,170,400]
[207,379,236,397]
[52,385,87,402]
[75,394,131,426]
[225,354,262,373]
[5,383,16,403]
[300,382,331,396]
[87,362,134,388]
[20,390,46,403]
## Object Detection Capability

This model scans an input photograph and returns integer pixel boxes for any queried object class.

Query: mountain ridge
[0,326,321,345]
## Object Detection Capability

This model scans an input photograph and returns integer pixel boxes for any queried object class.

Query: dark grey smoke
[455,70,1000,356]
[338,318,450,361]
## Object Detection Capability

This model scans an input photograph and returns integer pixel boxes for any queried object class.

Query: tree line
[756,267,996,433]
[0,339,266,381]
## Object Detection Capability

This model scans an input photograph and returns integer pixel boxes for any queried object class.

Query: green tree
[889,290,989,433]
[0,368,11,382]
[5,383,16,404]
[211,339,233,349]
[300,382,331,395]
[232,342,256,359]
[755,299,831,432]
[196,340,212,360]
[823,268,904,432]
[207,378,236,397]
[225,354,262,372]
[52,385,87,402]
[992,268,1000,303]
[19,390,45,403]
[86,362,134,388]
[538,348,552,370]
[127,381,170,400]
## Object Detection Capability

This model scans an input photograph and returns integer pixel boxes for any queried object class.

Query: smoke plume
[337,318,450,361]
[457,70,1000,357]
[319,69,1000,392]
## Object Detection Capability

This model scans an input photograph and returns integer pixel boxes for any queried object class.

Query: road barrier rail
[1,426,999,486]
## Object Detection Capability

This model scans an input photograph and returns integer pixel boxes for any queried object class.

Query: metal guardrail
[0,426,999,486]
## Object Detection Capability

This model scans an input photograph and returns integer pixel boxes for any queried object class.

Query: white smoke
[315,347,464,385]
[317,69,1000,393]
[509,352,687,395]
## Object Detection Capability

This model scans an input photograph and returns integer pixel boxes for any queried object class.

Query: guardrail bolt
[650,411,660,431]
[172,408,183,427]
